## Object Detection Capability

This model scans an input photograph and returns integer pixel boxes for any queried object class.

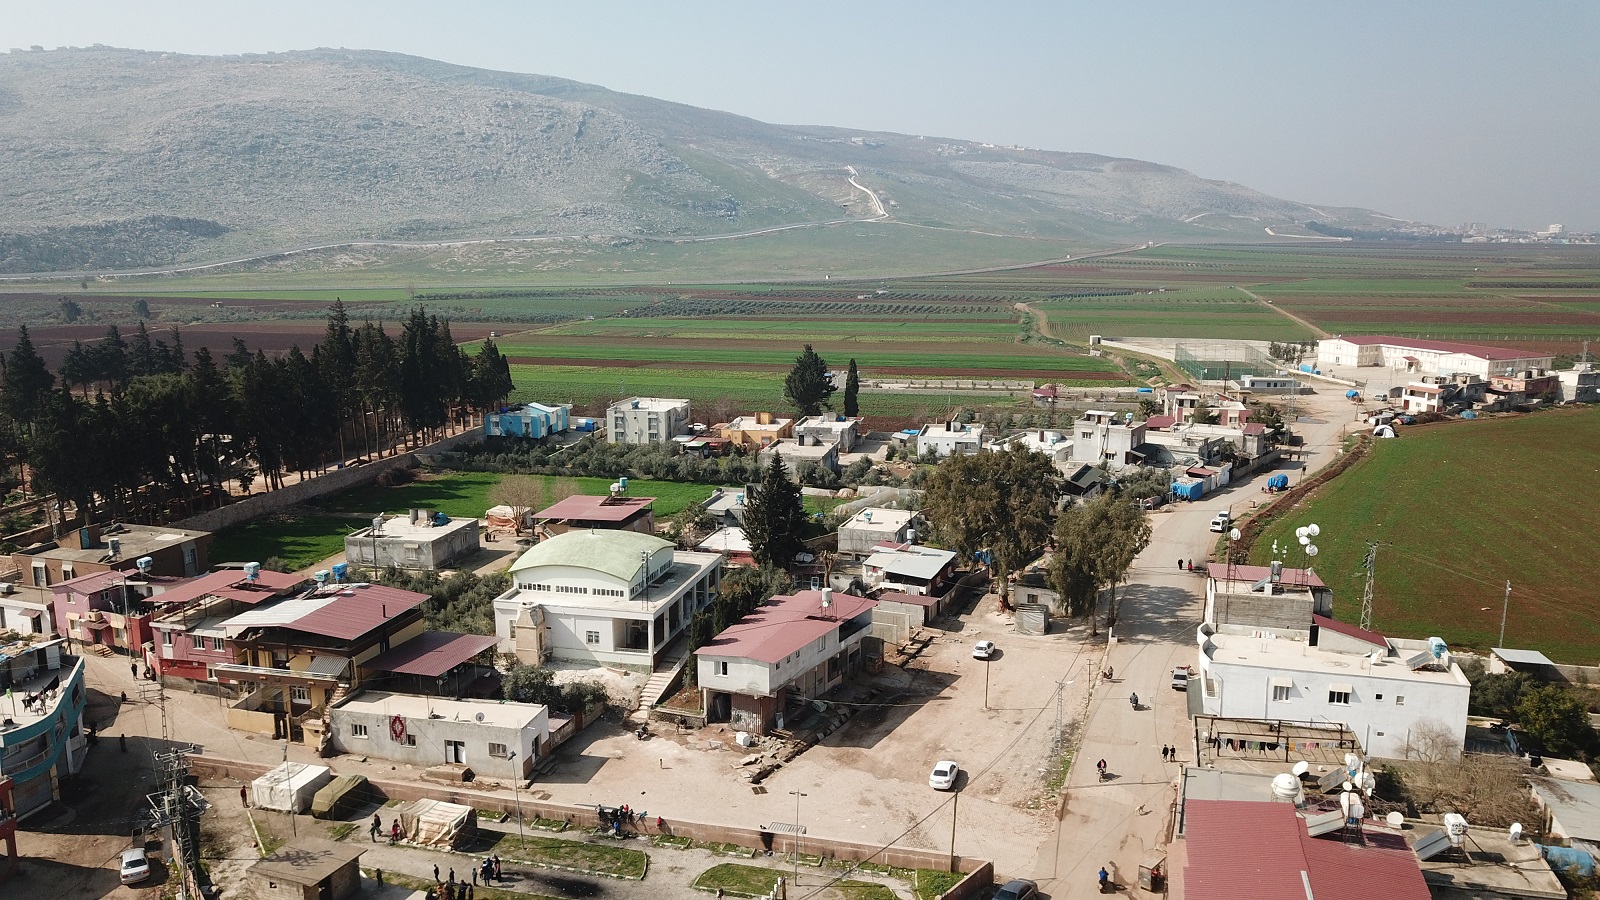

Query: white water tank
[1444,813,1469,846]
[1272,773,1300,802]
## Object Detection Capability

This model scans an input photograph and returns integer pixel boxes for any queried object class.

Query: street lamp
[507,751,525,844]
[788,790,807,887]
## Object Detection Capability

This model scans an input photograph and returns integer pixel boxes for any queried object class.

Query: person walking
[493,855,501,882]
[471,864,478,885]
[131,661,138,680]
[391,820,401,843]
[448,867,455,886]
[370,815,380,842]
[241,786,249,807]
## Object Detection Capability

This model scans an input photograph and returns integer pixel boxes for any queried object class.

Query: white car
[120,848,151,885]
[1208,512,1232,532]
[929,760,960,791]
[972,640,996,660]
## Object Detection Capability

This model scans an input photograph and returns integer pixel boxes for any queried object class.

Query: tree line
[0,302,514,526]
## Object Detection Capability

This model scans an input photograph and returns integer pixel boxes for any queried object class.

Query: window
[402,734,417,747]
[714,661,729,677]
[585,631,601,645]
[1272,685,1291,702]
[1375,693,1383,701]
[190,634,205,650]
[1328,689,1352,705]
[1395,695,1405,706]
[446,740,466,764]
[488,742,509,758]
[350,723,369,738]
[212,637,225,651]
[289,687,311,704]
[162,631,174,647]
[60,563,74,580]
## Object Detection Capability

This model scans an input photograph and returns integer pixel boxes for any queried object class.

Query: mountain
[0,46,1399,274]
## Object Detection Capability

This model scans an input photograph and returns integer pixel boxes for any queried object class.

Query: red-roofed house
[1183,800,1430,900]
[149,569,308,682]
[533,494,657,538]
[1318,336,1554,378]
[695,588,877,734]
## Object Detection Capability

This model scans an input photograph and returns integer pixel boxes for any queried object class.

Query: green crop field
[1037,287,1314,341]
[1247,408,1600,662]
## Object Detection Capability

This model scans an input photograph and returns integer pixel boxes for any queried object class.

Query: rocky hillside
[0,47,1396,273]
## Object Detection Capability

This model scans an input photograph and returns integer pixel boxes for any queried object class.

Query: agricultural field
[1036,287,1315,341]
[1247,408,1600,662]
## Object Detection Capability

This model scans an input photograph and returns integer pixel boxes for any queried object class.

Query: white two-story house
[494,531,722,671]
[695,588,876,734]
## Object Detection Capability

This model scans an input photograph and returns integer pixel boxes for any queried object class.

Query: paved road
[1030,391,1356,897]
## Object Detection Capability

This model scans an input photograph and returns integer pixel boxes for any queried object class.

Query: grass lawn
[692,864,895,900]
[914,870,964,900]
[489,833,649,879]
[1248,408,1600,661]
[317,471,505,518]
[208,514,356,570]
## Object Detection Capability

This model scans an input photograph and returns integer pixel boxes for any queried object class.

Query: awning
[1329,682,1354,694]
[303,655,351,678]
[360,632,499,678]
[1270,677,1293,688]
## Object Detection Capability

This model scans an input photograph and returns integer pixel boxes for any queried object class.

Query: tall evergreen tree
[783,344,835,417]
[843,358,860,417]
[317,299,358,462]
[0,325,56,428]
[743,453,807,569]
[94,325,129,391]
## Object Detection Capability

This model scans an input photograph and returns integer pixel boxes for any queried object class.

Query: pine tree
[743,453,808,569]
[0,325,56,428]
[844,358,860,417]
[783,344,835,417]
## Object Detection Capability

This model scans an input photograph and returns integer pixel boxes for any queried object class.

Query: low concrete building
[760,440,840,477]
[1558,363,1600,403]
[1195,622,1471,759]
[1204,563,1332,633]
[989,429,1073,472]
[494,530,722,670]
[1011,570,1059,609]
[328,690,549,776]
[793,414,864,452]
[1399,382,1445,414]
[836,508,919,559]
[1239,374,1301,393]
[696,527,754,567]
[695,589,877,734]
[11,522,209,589]
[0,638,87,816]
[718,412,793,450]
[345,511,479,571]
[485,402,570,439]
[862,546,957,596]
[1317,335,1554,378]
[916,422,985,458]
[246,839,365,900]
[607,397,692,445]
[532,493,656,539]
[1070,410,1147,466]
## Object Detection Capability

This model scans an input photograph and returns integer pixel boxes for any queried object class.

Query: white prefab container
[251,761,334,813]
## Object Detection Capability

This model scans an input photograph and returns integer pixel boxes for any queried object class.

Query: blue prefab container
[1540,845,1595,877]
[1171,480,1204,501]
[1137,387,1154,394]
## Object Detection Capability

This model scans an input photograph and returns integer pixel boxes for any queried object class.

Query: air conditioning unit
[0,583,15,595]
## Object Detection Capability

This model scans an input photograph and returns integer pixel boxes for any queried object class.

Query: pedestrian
[120,691,128,704]
[120,733,127,752]
[656,815,665,832]
[468,883,474,900]
[391,820,401,843]
[472,864,478,885]
[448,867,455,886]
[370,819,379,842]
[433,864,440,883]
[1177,558,1182,570]
[241,785,249,806]
[131,661,138,679]
[375,869,383,886]
[494,855,501,881]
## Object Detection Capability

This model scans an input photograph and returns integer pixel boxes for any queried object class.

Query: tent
[486,505,529,531]
[1171,479,1205,501]
[397,798,478,849]
[1267,474,1290,490]
[310,774,371,820]
[252,762,333,813]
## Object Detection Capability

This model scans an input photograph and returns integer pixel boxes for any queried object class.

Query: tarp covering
[252,762,333,813]
[486,505,528,530]
[397,798,478,849]
[310,774,370,820]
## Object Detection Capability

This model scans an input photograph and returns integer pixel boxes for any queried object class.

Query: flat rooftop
[352,515,477,539]
[841,508,916,532]
[534,494,654,523]
[769,440,835,459]
[1409,824,1565,899]
[24,524,205,563]
[615,397,688,412]
[1203,630,1468,686]
[725,415,791,431]
[1206,562,1326,589]
[506,552,723,615]
[335,690,545,730]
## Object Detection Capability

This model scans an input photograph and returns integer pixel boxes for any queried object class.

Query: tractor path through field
[845,165,888,219]
[1234,284,1328,338]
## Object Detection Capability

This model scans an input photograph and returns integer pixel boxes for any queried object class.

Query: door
[445,740,466,764]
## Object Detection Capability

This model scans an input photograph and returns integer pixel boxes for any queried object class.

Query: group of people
[422,857,503,900]
[1160,745,1178,762]
[368,813,403,844]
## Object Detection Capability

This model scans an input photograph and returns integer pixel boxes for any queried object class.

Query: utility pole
[1359,542,1378,633]
[1499,581,1511,647]
[948,789,960,872]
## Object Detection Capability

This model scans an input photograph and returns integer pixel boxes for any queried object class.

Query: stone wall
[170,427,483,534]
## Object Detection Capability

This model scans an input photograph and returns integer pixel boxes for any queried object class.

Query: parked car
[972,640,996,660]
[120,848,151,884]
[929,760,960,791]
[1208,511,1232,532]
[1171,665,1191,690]
[993,879,1038,900]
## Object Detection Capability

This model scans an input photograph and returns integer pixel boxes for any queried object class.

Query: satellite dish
[1296,527,1309,539]
[475,712,486,722]
[1308,524,1321,537]
[1307,545,1319,557]
[1509,822,1524,843]
[1387,811,1405,828]
[1229,528,1241,541]
[1292,760,1310,777]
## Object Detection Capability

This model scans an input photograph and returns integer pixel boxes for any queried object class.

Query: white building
[862,545,957,596]
[836,508,919,559]
[1316,336,1554,379]
[1195,621,1470,759]
[793,415,864,453]
[988,430,1073,472]
[694,588,877,734]
[0,586,54,636]
[493,531,721,670]
[1239,375,1302,393]
[916,422,985,458]
[328,690,549,776]
[1070,410,1148,466]
[606,397,691,445]
[1398,382,1445,414]
[1558,363,1600,403]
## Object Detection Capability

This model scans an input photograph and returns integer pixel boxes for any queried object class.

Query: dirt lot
[532,599,1101,876]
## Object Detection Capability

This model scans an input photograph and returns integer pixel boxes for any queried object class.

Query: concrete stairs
[634,642,691,721]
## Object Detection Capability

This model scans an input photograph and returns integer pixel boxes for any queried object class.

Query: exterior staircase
[633,641,691,721]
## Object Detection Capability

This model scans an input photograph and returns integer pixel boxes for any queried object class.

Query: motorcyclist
[1096,759,1107,777]
[1130,692,1139,709]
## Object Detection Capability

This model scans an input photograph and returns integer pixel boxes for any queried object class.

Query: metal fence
[1174,341,1274,382]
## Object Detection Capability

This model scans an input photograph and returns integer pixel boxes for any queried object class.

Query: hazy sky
[9,1,1598,231]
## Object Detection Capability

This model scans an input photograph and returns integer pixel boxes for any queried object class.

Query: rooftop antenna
[1294,524,1319,586]
[1360,541,1379,632]
[1227,528,1241,581]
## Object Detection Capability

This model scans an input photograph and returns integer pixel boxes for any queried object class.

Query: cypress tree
[844,358,860,417]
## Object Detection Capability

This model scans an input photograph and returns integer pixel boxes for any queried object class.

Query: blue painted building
[0,638,87,817]
[486,402,571,439]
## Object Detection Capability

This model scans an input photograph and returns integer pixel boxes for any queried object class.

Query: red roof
[142,569,306,607]
[1207,563,1326,589]
[1333,334,1541,361]
[360,631,498,677]
[1241,422,1267,436]
[696,590,876,665]
[287,584,430,641]
[1145,415,1177,429]
[534,494,655,523]
[1031,385,1057,397]
[1184,800,1429,900]
[1313,614,1388,649]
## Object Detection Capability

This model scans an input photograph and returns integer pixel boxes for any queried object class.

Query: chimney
[820,588,833,608]
[757,411,772,425]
